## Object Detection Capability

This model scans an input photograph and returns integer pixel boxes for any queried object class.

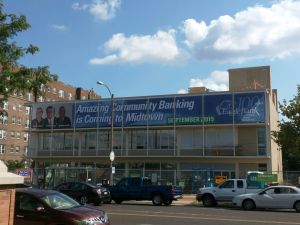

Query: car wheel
[163,200,173,206]
[294,201,300,212]
[79,196,88,205]
[114,199,122,204]
[152,194,163,206]
[104,197,112,204]
[94,201,101,206]
[242,199,255,210]
[202,195,215,207]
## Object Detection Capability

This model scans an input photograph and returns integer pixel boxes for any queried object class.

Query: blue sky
[4,0,300,101]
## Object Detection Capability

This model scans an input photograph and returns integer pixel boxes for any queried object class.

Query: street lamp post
[96,81,115,185]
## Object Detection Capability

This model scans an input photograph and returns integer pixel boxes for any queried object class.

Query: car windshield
[41,192,80,209]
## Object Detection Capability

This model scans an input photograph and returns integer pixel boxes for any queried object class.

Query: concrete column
[235,162,239,179]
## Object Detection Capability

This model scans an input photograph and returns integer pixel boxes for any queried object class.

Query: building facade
[27,66,282,192]
[0,80,96,164]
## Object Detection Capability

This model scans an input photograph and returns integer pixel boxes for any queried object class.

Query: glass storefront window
[113,131,122,149]
[98,131,109,150]
[80,132,87,150]
[64,133,73,150]
[148,130,157,149]
[53,132,64,150]
[74,132,80,150]
[130,130,147,149]
[43,133,52,150]
[86,131,96,150]
[257,127,266,156]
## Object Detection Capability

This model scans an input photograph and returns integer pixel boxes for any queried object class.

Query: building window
[129,130,147,150]
[12,116,16,124]
[25,119,30,128]
[68,93,73,100]
[3,101,8,110]
[27,93,33,101]
[0,144,5,154]
[82,96,86,100]
[97,131,109,150]
[38,96,44,102]
[11,131,15,138]
[25,107,30,115]
[53,87,57,94]
[0,115,8,125]
[10,145,14,153]
[17,117,22,125]
[24,133,28,142]
[12,103,17,110]
[0,130,7,139]
[24,146,28,156]
[16,132,21,139]
[58,90,65,98]
[18,104,23,111]
[86,131,97,150]
[52,132,64,150]
[15,145,20,153]
[257,127,266,156]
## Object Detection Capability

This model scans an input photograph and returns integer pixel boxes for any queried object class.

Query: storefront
[27,88,281,192]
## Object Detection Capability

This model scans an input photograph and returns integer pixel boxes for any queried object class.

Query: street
[99,200,300,225]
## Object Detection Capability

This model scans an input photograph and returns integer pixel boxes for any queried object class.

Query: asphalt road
[99,201,300,225]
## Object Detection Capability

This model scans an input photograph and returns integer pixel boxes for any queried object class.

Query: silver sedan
[232,186,300,212]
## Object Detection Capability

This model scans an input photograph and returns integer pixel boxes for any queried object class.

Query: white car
[232,185,300,212]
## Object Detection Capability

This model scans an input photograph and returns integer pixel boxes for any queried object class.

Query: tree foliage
[5,159,26,171]
[272,85,300,170]
[0,2,56,105]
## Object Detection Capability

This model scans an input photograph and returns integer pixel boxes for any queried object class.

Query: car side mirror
[259,191,265,195]
[36,206,45,213]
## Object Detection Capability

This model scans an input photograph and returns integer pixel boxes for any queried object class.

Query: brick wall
[0,185,16,225]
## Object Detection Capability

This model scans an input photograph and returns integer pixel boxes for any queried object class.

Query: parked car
[107,177,183,206]
[14,188,110,225]
[15,183,32,189]
[53,181,111,205]
[196,179,264,206]
[232,185,300,212]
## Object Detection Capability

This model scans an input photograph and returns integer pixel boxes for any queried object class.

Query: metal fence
[282,171,300,186]
[14,167,300,193]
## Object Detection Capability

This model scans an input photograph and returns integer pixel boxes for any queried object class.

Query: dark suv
[14,188,110,225]
[53,182,111,205]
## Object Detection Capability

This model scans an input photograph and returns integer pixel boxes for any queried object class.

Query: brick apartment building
[0,80,98,164]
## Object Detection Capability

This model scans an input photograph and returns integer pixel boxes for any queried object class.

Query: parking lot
[99,195,300,225]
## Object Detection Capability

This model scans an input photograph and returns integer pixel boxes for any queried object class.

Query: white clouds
[51,24,68,31]
[189,70,229,91]
[90,30,186,65]
[72,0,120,21]
[182,19,208,47]
[182,0,300,63]
[178,70,229,94]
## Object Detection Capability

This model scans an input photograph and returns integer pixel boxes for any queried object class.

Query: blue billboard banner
[31,103,74,129]
[74,101,101,128]
[204,94,233,124]
[147,97,174,126]
[31,92,266,129]
[234,92,265,123]
[169,96,202,125]
[121,98,149,126]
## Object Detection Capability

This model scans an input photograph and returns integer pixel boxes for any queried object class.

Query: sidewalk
[174,194,197,205]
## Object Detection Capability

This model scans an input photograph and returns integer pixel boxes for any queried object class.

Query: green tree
[5,159,26,171]
[272,85,300,170]
[0,2,56,105]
